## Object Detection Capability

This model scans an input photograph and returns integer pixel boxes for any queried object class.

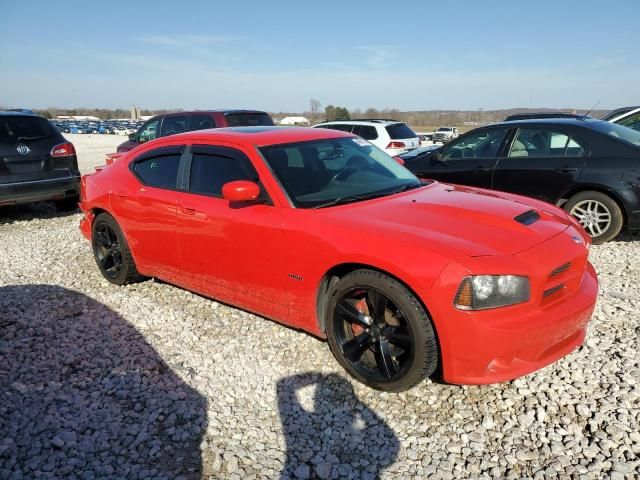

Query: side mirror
[128,133,137,142]
[222,180,261,202]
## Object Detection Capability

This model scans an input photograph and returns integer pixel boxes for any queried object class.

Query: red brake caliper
[352,297,369,336]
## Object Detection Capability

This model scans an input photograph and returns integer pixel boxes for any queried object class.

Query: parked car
[0,111,80,210]
[417,132,435,146]
[116,110,275,153]
[79,126,597,391]
[602,106,640,133]
[313,120,420,156]
[432,126,459,143]
[400,117,640,244]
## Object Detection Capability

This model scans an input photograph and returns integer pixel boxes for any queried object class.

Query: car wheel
[53,196,79,212]
[91,213,144,285]
[325,269,439,392]
[564,191,623,244]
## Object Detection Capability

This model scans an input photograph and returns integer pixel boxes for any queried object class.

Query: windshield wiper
[311,183,426,209]
[16,135,48,142]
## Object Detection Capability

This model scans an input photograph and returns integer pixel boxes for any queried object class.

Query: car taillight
[51,142,76,157]
[393,156,405,165]
[387,141,406,149]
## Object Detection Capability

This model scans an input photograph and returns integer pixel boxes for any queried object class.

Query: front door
[176,144,287,318]
[418,127,510,188]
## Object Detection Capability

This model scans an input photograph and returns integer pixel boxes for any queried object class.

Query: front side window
[160,116,189,136]
[353,125,378,140]
[260,137,420,208]
[133,154,181,189]
[137,119,160,143]
[189,151,257,197]
[508,128,584,158]
[442,128,508,160]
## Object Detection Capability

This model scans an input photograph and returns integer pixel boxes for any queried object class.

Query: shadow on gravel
[277,373,399,480]
[0,202,79,225]
[0,284,207,479]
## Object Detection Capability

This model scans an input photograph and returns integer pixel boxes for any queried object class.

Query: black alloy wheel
[93,221,122,280]
[326,269,438,391]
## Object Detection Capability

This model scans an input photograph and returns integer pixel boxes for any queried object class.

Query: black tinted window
[443,128,508,160]
[356,125,378,140]
[322,124,353,133]
[225,113,274,127]
[189,153,256,197]
[0,116,57,144]
[386,123,416,139]
[509,128,584,158]
[160,116,189,136]
[133,154,181,189]
[190,115,216,131]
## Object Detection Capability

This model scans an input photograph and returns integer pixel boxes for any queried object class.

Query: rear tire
[91,213,145,285]
[564,191,623,244]
[54,196,79,212]
[324,269,439,392]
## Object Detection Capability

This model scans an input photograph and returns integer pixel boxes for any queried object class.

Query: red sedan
[79,127,598,391]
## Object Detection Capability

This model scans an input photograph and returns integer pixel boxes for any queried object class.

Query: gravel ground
[0,137,639,479]
[63,133,124,174]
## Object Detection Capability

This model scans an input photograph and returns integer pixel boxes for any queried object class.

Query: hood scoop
[514,210,540,225]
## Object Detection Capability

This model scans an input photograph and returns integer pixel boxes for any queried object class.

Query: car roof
[170,126,355,146]
[490,117,611,128]
[151,109,269,119]
[315,119,402,126]
[0,111,40,117]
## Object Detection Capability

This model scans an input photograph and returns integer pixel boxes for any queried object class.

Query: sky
[1,0,638,112]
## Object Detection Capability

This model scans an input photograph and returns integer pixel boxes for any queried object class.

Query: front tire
[91,213,144,285]
[564,191,623,244]
[325,269,439,392]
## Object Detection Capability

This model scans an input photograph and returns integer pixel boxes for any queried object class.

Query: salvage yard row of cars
[1,106,639,391]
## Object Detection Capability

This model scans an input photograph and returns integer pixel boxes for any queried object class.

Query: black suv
[400,117,640,244]
[0,112,80,211]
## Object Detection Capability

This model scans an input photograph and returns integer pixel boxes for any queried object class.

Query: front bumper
[0,176,80,206]
[427,228,598,385]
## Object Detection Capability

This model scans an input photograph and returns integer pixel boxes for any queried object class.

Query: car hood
[326,182,571,257]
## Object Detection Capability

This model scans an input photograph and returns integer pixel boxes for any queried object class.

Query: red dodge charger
[79,127,598,391]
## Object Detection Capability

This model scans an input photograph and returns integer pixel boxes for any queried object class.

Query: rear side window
[190,115,216,131]
[352,125,378,140]
[0,116,57,144]
[189,152,257,197]
[386,123,416,139]
[133,154,181,189]
[160,116,189,136]
[225,113,274,127]
[508,128,585,158]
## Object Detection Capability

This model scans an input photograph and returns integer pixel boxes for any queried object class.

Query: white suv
[313,120,420,156]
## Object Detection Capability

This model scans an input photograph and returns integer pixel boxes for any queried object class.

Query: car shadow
[0,202,79,225]
[277,373,399,480]
[0,284,207,479]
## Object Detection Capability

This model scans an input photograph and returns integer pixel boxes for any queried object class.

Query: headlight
[454,275,530,310]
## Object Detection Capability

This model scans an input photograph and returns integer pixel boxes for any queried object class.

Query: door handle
[475,166,491,173]
[556,166,578,173]
[180,204,196,215]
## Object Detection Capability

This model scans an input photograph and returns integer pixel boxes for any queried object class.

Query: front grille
[550,262,571,277]
[543,284,565,298]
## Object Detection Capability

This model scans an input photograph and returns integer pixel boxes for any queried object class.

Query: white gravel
[0,136,638,479]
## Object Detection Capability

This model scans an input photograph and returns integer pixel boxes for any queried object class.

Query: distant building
[130,106,141,120]
[279,116,309,126]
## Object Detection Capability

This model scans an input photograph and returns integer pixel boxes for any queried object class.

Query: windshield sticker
[352,138,370,147]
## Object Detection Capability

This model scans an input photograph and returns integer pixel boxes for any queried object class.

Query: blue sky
[1,0,638,112]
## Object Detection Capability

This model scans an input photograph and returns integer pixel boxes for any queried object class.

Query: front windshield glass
[437,127,452,132]
[260,137,421,208]
[589,120,640,147]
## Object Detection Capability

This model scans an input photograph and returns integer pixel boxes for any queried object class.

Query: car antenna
[581,100,601,119]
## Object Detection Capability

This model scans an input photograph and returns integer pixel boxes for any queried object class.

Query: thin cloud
[135,34,242,48]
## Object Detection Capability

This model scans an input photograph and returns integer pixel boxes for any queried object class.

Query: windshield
[0,116,57,144]
[385,123,416,139]
[590,120,640,147]
[260,137,420,208]
[437,127,452,132]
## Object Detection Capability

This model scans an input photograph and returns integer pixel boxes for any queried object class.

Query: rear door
[417,127,510,188]
[110,145,184,279]
[493,127,586,203]
[0,115,65,184]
